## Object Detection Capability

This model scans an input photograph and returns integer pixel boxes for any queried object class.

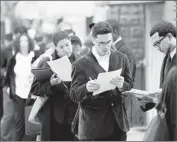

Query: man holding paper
[30,31,77,141]
[139,21,176,111]
[70,21,133,141]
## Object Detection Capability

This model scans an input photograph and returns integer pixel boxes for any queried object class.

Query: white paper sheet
[47,56,72,81]
[93,68,122,96]
[124,88,162,99]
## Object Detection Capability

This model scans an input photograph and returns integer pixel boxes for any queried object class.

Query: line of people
[0,20,176,141]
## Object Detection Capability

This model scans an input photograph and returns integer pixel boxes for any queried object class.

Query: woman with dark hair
[4,34,37,141]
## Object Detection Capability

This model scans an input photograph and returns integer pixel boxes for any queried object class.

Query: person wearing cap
[30,31,77,141]
[70,35,82,59]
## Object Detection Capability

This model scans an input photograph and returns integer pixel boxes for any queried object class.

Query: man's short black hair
[150,21,176,37]
[92,21,113,38]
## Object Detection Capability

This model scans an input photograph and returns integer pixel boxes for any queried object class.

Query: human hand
[86,79,100,92]
[110,76,124,89]
[50,73,61,86]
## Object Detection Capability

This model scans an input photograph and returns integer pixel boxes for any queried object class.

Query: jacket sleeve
[30,57,68,97]
[121,55,134,92]
[70,62,92,103]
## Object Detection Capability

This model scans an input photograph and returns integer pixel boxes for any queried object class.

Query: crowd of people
[0,19,176,141]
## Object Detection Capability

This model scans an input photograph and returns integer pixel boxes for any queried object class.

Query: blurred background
[1,1,176,140]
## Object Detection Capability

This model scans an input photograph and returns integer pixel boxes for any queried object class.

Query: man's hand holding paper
[110,76,124,90]
[92,68,122,96]
[86,79,100,93]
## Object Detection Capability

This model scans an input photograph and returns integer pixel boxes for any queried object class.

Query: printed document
[47,56,72,81]
[93,68,122,96]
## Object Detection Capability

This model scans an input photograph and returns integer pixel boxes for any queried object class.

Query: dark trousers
[41,104,74,141]
[13,95,26,140]
[13,95,36,141]
[79,123,127,141]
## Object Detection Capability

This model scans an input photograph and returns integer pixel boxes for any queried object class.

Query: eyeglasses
[153,36,166,47]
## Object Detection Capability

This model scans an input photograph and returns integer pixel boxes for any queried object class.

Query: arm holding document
[123,88,162,111]
[139,89,162,111]
[30,57,68,98]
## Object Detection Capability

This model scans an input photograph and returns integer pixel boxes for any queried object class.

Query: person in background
[30,31,77,141]
[70,35,82,59]
[1,26,28,141]
[80,22,95,56]
[1,33,13,119]
[70,21,133,141]
[64,29,76,37]
[106,19,136,82]
[34,34,46,56]
[3,34,37,141]
[139,21,176,111]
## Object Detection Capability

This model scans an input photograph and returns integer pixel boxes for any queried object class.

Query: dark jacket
[156,66,177,141]
[114,39,136,82]
[141,53,176,111]
[30,51,77,136]
[70,50,133,139]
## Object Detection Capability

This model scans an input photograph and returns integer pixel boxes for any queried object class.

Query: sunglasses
[153,36,166,47]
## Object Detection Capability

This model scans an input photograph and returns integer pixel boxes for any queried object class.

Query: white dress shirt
[92,46,110,72]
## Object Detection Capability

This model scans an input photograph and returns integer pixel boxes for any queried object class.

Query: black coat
[114,39,136,82]
[30,51,77,138]
[70,50,133,139]
[156,66,177,141]
[142,53,176,111]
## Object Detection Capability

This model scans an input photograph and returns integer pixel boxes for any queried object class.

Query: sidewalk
[127,127,147,141]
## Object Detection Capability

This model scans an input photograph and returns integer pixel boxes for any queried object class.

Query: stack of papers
[47,56,72,81]
[93,68,122,96]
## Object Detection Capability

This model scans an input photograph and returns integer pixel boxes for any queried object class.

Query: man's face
[93,33,113,56]
[55,38,72,57]
[72,43,82,55]
[151,33,171,54]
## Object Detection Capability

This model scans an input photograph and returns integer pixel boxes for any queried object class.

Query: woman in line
[30,31,78,141]
[4,34,37,141]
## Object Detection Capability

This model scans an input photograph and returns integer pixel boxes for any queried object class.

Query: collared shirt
[170,47,176,59]
[92,46,110,72]
[113,36,122,47]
